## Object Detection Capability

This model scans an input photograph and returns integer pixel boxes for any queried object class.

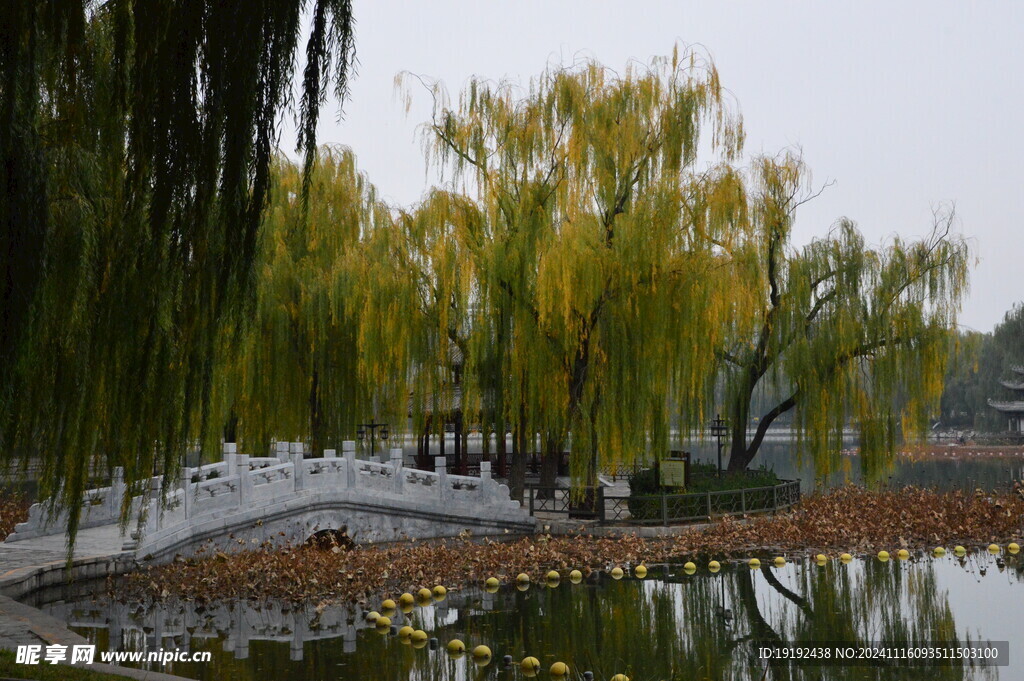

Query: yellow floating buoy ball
[611,675,631,681]
[708,560,721,572]
[954,545,967,556]
[683,561,697,573]
[749,558,761,569]
[516,573,531,584]
[840,553,853,563]
[398,625,414,640]
[521,656,541,672]
[411,630,428,648]
[1009,542,1020,554]
[381,598,396,611]
[365,611,380,623]
[815,553,827,563]
[933,547,946,557]
[432,585,447,600]
[399,592,415,607]
[374,615,391,631]
[634,564,648,578]
[546,570,561,582]
[550,661,570,677]
[485,577,500,589]
[417,587,433,602]
[569,569,583,583]
[988,544,1001,554]
[447,639,466,655]
[877,550,890,562]
[897,549,910,560]
[773,556,786,568]
[610,567,624,580]
[516,582,530,592]
[472,645,492,662]
[521,656,541,677]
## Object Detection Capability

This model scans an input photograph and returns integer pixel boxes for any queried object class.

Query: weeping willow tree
[718,153,970,476]
[0,1,355,546]
[401,46,759,494]
[213,148,393,458]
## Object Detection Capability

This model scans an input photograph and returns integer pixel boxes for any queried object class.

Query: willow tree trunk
[508,399,528,503]
[538,434,562,498]
[727,378,798,472]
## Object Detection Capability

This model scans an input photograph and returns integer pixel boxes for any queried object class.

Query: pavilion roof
[988,399,1024,413]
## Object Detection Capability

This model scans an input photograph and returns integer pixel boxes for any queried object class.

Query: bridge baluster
[290,442,305,490]
[224,442,238,477]
[275,440,289,463]
[390,448,404,494]
[237,454,252,507]
[343,440,356,488]
[181,466,193,519]
[435,456,448,504]
[109,466,125,520]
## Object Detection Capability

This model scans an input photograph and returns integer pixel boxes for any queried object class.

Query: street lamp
[709,414,729,475]
[357,419,389,458]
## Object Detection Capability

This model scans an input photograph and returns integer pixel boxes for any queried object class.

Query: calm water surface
[686,439,1024,492]
[49,549,1022,680]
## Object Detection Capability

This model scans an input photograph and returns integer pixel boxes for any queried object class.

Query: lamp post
[357,419,389,459]
[710,414,729,475]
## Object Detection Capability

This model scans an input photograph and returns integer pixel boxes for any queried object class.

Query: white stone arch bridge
[5,442,533,562]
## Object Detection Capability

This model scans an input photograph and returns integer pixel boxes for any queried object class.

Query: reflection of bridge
[6,442,532,561]
[46,591,503,661]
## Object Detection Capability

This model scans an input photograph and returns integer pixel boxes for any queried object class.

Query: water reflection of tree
[725,560,997,681]
[66,559,1013,681]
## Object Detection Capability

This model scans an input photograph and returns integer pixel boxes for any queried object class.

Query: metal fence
[525,479,801,525]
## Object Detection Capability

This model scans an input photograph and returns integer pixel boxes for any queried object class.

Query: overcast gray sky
[281,1,1022,333]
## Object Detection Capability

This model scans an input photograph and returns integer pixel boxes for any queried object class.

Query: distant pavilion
[988,364,1024,434]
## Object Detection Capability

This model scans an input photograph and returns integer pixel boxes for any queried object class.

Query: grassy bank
[116,485,1024,605]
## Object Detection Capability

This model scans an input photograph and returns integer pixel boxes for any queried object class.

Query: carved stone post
[390,448,404,494]
[237,454,251,507]
[435,456,447,503]
[290,442,304,490]
[343,440,356,489]
[224,442,237,478]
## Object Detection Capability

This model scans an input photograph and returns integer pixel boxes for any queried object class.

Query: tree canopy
[716,154,970,476]
[0,1,356,544]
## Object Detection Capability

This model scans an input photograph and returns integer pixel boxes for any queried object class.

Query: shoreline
[114,485,1024,606]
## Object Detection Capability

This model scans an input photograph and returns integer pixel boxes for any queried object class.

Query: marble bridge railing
[5,441,532,555]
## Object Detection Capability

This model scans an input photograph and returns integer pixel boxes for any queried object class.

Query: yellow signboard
[661,459,686,487]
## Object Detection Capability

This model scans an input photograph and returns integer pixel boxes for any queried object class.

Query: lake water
[684,438,1024,492]
[49,549,1022,680]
